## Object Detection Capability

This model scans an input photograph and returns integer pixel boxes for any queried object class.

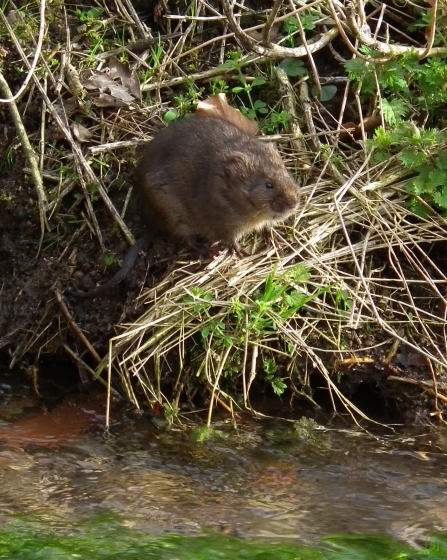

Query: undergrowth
[1,0,447,424]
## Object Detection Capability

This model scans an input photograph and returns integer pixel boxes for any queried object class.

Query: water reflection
[0,393,446,543]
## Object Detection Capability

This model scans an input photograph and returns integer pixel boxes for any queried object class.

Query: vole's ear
[224,152,252,181]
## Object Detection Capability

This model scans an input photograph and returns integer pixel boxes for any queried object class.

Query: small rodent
[70,115,300,298]
[134,115,300,249]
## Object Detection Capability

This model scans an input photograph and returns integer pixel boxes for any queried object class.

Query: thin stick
[0,71,48,241]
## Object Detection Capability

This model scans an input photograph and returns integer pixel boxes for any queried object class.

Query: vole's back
[133,116,300,244]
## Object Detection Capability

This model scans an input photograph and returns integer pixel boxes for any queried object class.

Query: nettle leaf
[279,58,307,77]
[381,98,408,126]
[398,148,425,168]
[433,185,447,209]
[372,126,392,150]
[285,291,307,309]
[372,151,390,164]
[428,168,447,188]
[344,58,369,80]
[288,264,311,283]
[409,198,430,218]
[407,176,425,195]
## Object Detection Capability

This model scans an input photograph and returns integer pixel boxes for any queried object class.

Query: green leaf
[283,16,298,34]
[408,197,430,218]
[429,168,447,187]
[381,98,408,126]
[407,176,425,195]
[301,12,320,30]
[284,291,307,309]
[103,253,114,266]
[163,110,178,122]
[288,264,311,283]
[433,185,447,209]
[315,85,337,102]
[251,76,265,87]
[86,6,104,18]
[398,148,426,168]
[279,58,307,77]
[232,86,244,93]
[371,126,392,150]
[270,377,287,396]
[254,99,267,108]
[263,357,277,374]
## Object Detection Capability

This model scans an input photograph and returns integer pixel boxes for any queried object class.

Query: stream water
[0,384,447,557]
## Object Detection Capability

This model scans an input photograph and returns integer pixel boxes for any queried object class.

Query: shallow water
[0,390,446,546]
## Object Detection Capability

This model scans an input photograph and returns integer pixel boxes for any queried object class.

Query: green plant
[162,401,179,425]
[263,357,287,396]
[230,75,266,119]
[173,78,204,115]
[368,122,447,215]
[217,50,267,119]
[279,58,307,78]
[283,11,321,34]
[183,265,319,386]
[260,109,290,133]
[103,252,116,267]
[190,426,227,442]
[164,110,178,122]
[210,78,229,95]
[345,49,447,121]
[334,288,353,317]
[407,8,447,47]
[0,143,14,169]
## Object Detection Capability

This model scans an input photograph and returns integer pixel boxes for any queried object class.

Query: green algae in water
[1,516,447,560]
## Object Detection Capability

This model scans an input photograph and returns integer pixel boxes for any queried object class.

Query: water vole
[134,115,300,249]
[71,116,300,298]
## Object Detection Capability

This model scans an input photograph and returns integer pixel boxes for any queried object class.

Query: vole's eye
[266,181,273,189]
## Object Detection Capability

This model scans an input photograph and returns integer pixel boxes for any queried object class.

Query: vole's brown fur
[133,116,300,248]
[70,116,300,298]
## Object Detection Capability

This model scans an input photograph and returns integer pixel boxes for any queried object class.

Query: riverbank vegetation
[1,0,447,424]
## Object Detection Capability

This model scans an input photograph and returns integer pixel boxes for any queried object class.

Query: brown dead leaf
[109,57,141,100]
[107,84,135,103]
[72,123,93,143]
[82,70,117,91]
[81,67,139,107]
[94,93,128,108]
[247,23,281,43]
[196,93,259,135]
